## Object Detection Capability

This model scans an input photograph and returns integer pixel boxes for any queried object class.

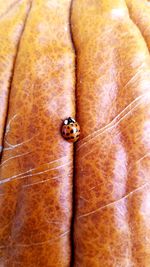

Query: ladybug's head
[63,117,75,125]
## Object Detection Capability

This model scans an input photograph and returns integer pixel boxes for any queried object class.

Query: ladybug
[61,117,80,143]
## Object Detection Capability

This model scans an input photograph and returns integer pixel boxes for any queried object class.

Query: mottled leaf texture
[0,0,31,154]
[71,0,150,266]
[0,0,75,266]
[126,0,150,49]
[0,0,150,267]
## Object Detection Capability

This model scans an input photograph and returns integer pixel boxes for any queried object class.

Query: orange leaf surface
[0,0,31,153]
[71,0,150,266]
[0,0,150,266]
[0,0,75,266]
[126,0,150,49]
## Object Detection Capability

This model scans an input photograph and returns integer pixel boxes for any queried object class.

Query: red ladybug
[61,117,80,143]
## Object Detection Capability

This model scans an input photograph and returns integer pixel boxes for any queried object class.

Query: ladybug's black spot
[67,126,70,129]
[66,133,70,136]
[71,136,74,139]
[76,135,79,137]
[75,124,78,126]
[62,131,65,135]
[70,129,73,133]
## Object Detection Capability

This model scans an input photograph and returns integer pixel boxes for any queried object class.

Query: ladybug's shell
[62,122,80,143]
